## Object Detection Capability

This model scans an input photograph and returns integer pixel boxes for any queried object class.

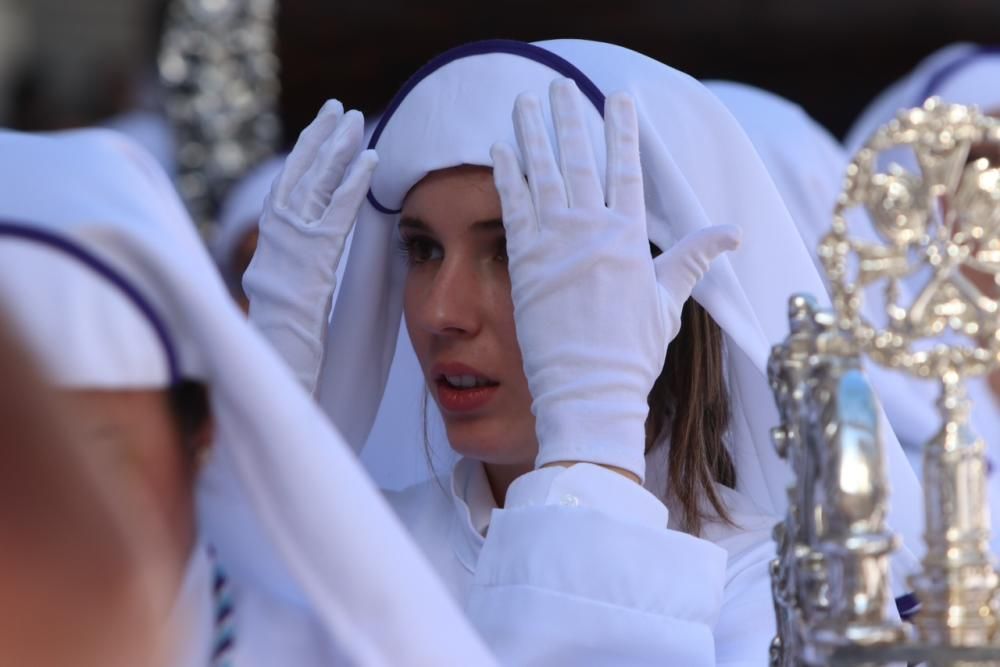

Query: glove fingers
[653,225,742,299]
[604,92,645,220]
[274,99,344,205]
[491,142,536,245]
[549,79,604,209]
[513,92,568,217]
[322,149,379,237]
[289,110,365,223]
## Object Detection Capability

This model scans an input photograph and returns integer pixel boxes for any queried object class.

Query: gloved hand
[490,79,740,482]
[244,100,377,393]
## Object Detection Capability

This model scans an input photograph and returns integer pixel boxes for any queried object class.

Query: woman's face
[57,389,202,559]
[400,166,538,467]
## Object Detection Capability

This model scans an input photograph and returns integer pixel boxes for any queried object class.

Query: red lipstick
[431,362,500,414]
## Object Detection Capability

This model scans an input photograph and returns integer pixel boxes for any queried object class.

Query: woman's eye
[397,235,443,265]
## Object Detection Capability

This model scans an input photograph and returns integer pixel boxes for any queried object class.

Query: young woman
[247,39,927,663]
[0,128,496,666]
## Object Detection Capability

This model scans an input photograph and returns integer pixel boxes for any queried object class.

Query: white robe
[169,544,352,667]
[386,458,777,666]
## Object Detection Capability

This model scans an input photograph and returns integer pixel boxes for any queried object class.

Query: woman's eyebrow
[398,217,503,231]
[398,216,428,230]
[470,218,504,232]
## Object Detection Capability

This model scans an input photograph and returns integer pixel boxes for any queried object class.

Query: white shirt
[385,459,777,666]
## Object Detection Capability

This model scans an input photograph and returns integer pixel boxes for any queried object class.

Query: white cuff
[505,463,669,529]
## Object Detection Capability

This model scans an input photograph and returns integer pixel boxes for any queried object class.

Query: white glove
[244,100,377,393]
[490,79,740,482]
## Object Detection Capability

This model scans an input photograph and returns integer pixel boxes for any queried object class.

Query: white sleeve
[711,534,775,666]
[465,464,729,666]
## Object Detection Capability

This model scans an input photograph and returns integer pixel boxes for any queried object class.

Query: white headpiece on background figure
[0,128,495,666]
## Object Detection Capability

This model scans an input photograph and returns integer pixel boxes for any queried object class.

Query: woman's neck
[483,461,534,508]
[165,490,199,582]
[140,477,199,607]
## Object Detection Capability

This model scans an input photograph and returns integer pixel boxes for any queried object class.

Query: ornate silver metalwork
[768,295,905,666]
[158,0,281,235]
[820,98,1000,381]
[822,98,1000,648]
[770,99,1000,664]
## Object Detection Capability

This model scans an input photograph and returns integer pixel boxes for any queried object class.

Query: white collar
[449,458,497,571]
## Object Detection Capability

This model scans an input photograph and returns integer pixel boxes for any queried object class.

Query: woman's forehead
[401,166,500,222]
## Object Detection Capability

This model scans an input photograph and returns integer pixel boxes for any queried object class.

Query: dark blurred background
[4,0,999,143]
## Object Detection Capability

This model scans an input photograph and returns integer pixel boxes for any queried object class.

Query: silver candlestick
[768,295,906,666]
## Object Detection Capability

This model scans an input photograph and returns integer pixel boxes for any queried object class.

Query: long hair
[645,297,735,535]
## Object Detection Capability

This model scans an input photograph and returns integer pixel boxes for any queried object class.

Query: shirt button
[560,494,580,507]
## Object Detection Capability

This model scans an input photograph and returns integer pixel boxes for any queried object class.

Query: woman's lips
[431,362,499,414]
[435,380,499,413]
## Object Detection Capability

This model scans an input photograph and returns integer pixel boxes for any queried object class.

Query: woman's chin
[442,415,537,466]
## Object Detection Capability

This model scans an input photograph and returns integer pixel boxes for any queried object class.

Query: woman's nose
[414,257,483,337]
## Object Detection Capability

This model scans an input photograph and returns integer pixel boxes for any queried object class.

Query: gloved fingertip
[718,224,743,250]
[341,108,365,127]
[489,141,513,164]
[357,149,379,171]
[549,77,580,102]
[319,99,344,117]
[514,91,543,116]
[605,91,637,117]
[339,151,378,190]
[330,110,365,144]
[716,223,741,237]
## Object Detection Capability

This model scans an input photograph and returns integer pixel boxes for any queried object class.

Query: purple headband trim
[365,39,607,215]
[895,592,921,622]
[0,221,181,384]
[917,45,1000,106]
